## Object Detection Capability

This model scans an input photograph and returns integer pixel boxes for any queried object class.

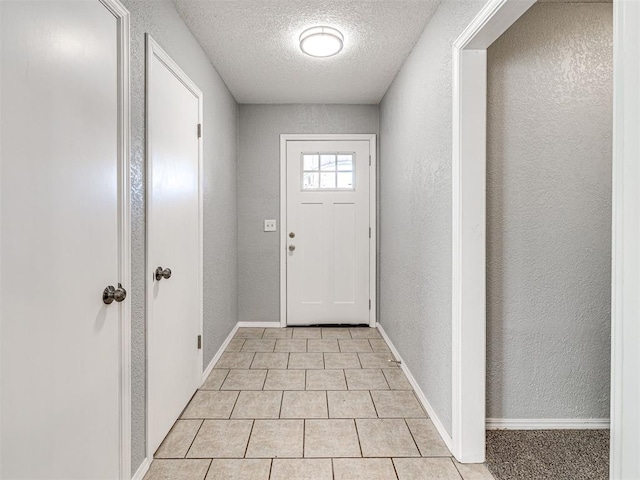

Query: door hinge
[197,335,202,349]
[369,227,372,238]
[369,299,372,310]
[369,155,371,166]
[197,123,202,138]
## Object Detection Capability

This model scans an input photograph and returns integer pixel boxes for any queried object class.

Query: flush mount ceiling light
[299,26,344,58]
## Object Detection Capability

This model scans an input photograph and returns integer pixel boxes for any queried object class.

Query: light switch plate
[264,219,277,232]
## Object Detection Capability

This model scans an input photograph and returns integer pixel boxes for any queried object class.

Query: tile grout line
[243,419,255,458]
[390,457,401,480]
[201,458,214,480]
[450,457,465,479]
[261,369,268,390]
[325,388,331,419]
[404,418,424,457]
[183,418,206,459]
[352,418,364,458]
[247,351,257,370]
[302,419,306,459]
[267,458,274,480]
[380,368,392,390]
[369,390,380,419]
[228,390,242,420]
[219,369,232,389]
[203,368,231,391]
[278,389,285,418]
[341,369,348,391]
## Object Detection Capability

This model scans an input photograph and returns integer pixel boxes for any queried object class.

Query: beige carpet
[486,430,609,480]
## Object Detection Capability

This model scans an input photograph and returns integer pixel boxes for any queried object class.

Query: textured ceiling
[172,0,441,104]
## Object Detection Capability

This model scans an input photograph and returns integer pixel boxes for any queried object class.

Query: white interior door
[285,138,374,326]
[1,1,127,478]
[146,36,203,457]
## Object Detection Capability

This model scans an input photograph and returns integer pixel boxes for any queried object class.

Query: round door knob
[288,245,296,252]
[103,283,127,305]
[155,267,172,281]
[113,283,127,302]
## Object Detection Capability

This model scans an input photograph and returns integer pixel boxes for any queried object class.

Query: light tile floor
[144,326,494,480]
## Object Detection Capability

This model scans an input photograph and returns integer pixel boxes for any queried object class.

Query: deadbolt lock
[289,232,295,238]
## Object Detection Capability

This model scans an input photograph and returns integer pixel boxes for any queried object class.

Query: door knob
[288,245,296,252]
[103,283,127,305]
[155,267,172,281]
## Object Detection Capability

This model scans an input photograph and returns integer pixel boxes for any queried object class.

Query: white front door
[284,138,375,326]
[1,1,127,478]
[146,36,203,457]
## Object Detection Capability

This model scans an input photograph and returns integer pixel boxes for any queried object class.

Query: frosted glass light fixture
[299,26,344,58]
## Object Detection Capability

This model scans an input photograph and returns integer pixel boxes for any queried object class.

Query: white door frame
[451,0,545,463]
[279,134,377,328]
[100,0,132,477]
[452,0,632,471]
[145,34,204,461]
[610,1,640,478]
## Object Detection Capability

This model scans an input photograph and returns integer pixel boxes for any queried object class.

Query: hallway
[2,0,638,478]
[144,327,493,480]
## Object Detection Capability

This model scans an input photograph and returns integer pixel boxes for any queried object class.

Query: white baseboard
[486,418,610,430]
[237,321,282,328]
[201,323,240,384]
[131,457,150,480]
[376,322,453,452]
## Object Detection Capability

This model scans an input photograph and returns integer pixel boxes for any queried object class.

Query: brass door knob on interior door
[289,245,296,252]
[155,267,172,281]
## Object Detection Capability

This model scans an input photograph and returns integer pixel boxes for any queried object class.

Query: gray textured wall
[237,104,379,323]
[121,0,238,474]
[378,0,487,436]
[486,3,612,419]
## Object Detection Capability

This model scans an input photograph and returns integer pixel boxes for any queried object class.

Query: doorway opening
[452,0,614,475]
[484,2,613,478]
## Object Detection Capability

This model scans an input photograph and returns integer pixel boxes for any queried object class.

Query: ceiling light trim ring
[299,26,344,58]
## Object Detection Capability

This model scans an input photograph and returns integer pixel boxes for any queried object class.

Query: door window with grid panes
[301,153,355,190]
